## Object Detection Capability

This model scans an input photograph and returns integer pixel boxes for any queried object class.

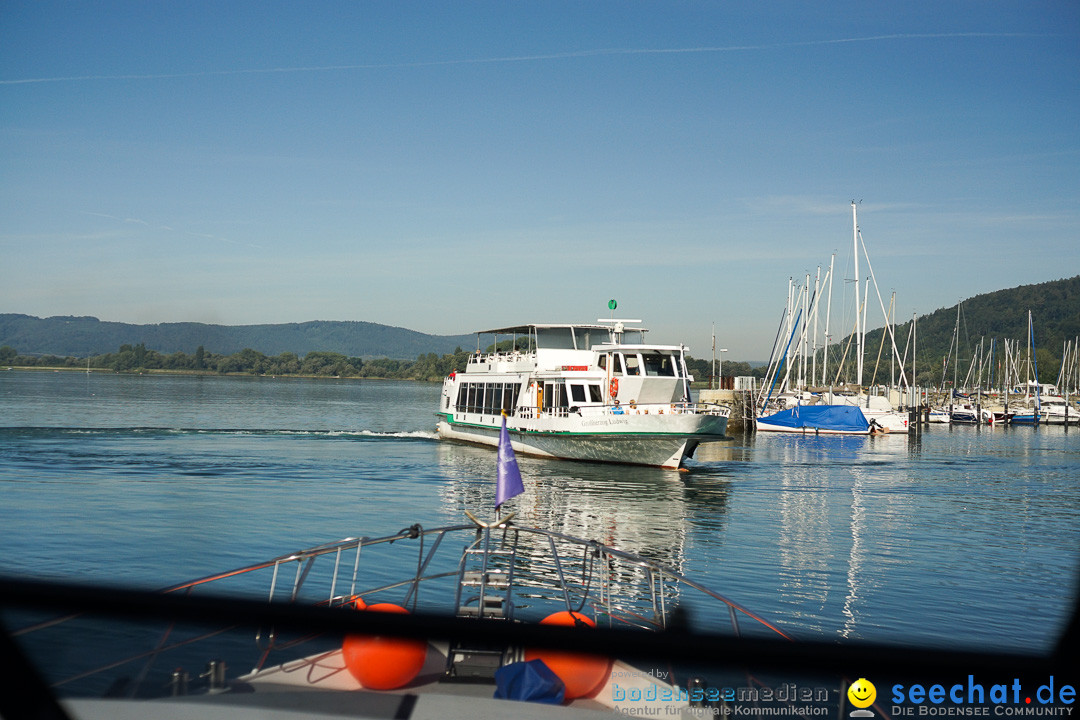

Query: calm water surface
[1,370,1077,654]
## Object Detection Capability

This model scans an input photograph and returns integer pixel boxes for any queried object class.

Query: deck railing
[10,521,789,698]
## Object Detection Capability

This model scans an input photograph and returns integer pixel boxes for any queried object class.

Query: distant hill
[903,276,1079,351]
[6,276,1078,369]
[0,315,476,360]
[858,275,1080,383]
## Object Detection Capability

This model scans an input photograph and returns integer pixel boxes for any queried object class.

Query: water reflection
[435,441,735,572]
[434,424,1080,650]
[433,441,742,629]
[692,433,922,640]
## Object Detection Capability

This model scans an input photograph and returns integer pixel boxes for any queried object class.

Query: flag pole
[491,410,524,526]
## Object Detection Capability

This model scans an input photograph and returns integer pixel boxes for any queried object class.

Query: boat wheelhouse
[436,321,729,469]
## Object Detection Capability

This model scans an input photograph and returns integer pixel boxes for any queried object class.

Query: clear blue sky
[2,2,1078,360]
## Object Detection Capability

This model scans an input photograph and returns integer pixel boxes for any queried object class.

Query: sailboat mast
[912,313,918,408]
[1030,310,1040,417]
[802,272,810,389]
[952,303,961,394]
[812,266,821,386]
[853,201,863,388]
[711,323,716,391]
[822,253,835,387]
[1025,312,1032,399]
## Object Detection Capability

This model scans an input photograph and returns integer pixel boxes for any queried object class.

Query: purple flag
[495,416,524,509]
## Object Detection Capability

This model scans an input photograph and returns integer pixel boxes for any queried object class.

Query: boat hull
[754,405,872,435]
[437,412,728,469]
[755,421,869,435]
[1040,403,1080,425]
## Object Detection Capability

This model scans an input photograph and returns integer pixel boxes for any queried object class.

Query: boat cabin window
[643,352,678,377]
[455,381,521,416]
[623,354,641,376]
[599,354,624,374]
[483,385,501,415]
[568,383,603,404]
[534,327,576,350]
[542,381,568,411]
[605,354,625,375]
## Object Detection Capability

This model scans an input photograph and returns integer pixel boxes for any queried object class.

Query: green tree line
[0,343,478,381]
[1,343,770,383]
[7,337,1067,390]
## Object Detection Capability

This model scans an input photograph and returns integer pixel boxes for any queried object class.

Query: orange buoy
[342,603,427,690]
[524,611,611,700]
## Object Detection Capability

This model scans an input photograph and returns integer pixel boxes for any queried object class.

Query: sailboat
[1010,311,1041,425]
[756,202,909,434]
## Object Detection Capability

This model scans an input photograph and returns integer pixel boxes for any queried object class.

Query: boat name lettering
[561,365,589,371]
[582,417,629,427]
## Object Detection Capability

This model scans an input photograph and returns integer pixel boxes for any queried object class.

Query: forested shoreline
[0,343,463,381]
[0,342,766,384]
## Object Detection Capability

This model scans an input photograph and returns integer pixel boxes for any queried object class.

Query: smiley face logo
[847,678,877,709]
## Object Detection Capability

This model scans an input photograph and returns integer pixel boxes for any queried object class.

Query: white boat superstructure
[436,321,729,469]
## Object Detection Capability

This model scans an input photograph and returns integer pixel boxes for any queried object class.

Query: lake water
[1,370,1077,656]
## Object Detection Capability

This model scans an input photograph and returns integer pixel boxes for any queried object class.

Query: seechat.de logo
[848,678,877,717]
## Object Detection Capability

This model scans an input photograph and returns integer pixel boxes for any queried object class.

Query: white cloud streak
[0,33,1051,85]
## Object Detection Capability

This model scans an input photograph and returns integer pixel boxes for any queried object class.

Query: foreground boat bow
[6,519,794,718]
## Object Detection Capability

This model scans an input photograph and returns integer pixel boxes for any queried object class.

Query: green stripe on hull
[435,413,727,438]
[435,415,729,469]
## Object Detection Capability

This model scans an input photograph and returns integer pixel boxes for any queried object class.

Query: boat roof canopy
[474,322,649,352]
[474,322,643,335]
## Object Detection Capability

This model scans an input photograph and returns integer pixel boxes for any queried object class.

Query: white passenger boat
[436,321,730,469]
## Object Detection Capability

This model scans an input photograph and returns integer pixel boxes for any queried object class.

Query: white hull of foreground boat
[35,518,792,719]
[437,409,727,469]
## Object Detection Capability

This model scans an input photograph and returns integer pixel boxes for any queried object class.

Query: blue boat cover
[758,405,869,432]
[494,659,566,704]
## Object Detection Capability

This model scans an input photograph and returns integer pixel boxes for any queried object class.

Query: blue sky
[2,2,1078,361]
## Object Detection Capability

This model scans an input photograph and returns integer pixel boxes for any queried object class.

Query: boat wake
[0,427,440,441]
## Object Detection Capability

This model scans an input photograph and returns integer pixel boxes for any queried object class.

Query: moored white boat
[949,405,981,424]
[755,404,873,434]
[824,392,910,433]
[927,408,951,424]
[756,392,907,435]
[1038,396,1080,425]
[436,321,730,469]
